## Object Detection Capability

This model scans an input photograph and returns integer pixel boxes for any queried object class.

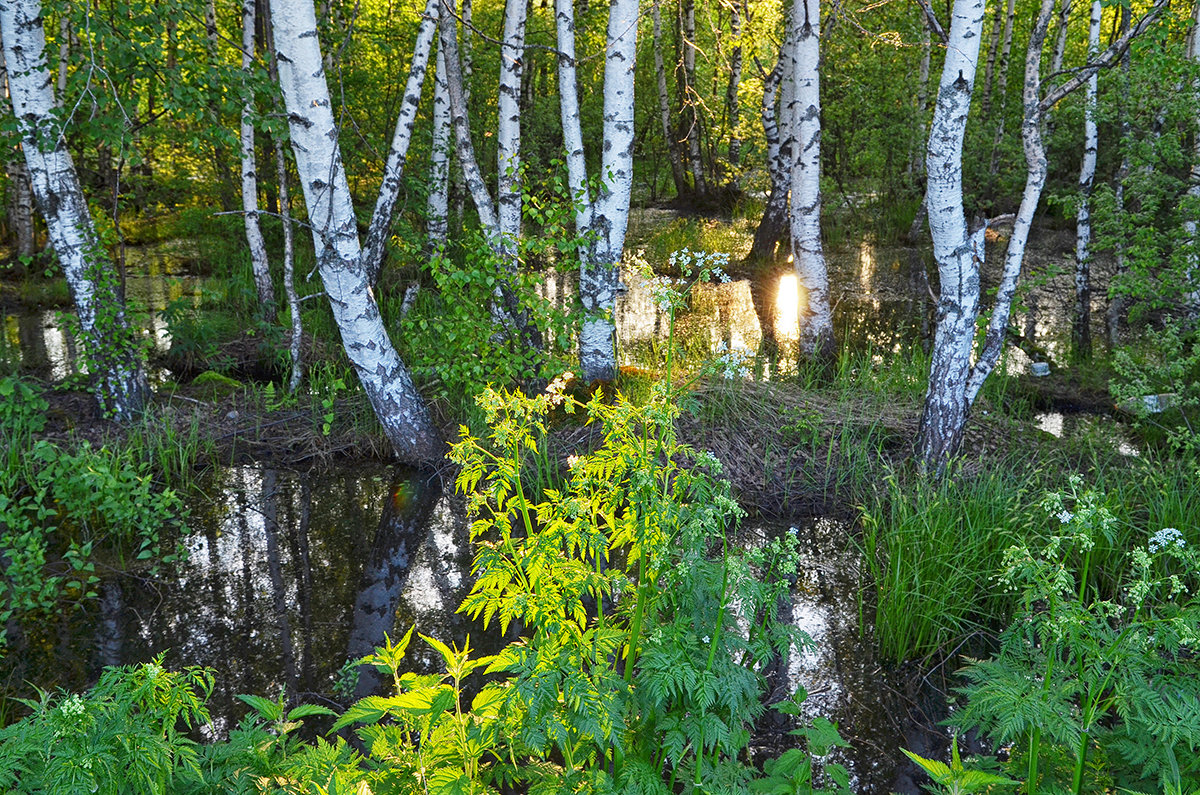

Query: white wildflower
[702,635,711,645]
[1149,527,1185,553]
[1057,510,1073,524]
[567,455,582,470]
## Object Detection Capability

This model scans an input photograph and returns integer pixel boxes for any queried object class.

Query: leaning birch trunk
[653,0,687,195]
[788,0,833,359]
[1181,0,1200,316]
[555,0,638,381]
[745,56,788,353]
[917,0,987,473]
[240,0,275,314]
[270,0,440,462]
[965,0,1057,403]
[427,44,451,250]
[0,0,149,420]
[1073,0,1100,358]
[0,45,35,260]
[362,0,440,284]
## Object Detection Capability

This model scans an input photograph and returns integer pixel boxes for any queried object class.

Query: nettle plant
[950,477,1200,795]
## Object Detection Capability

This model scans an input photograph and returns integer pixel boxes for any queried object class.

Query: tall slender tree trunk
[681,0,706,195]
[917,0,987,473]
[1182,0,1200,316]
[362,0,440,284]
[981,0,1003,120]
[496,0,527,262]
[745,55,788,353]
[427,45,451,249]
[556,0,638,381]
[1,0,149,419]
[1107,5,1132,347]
[241,0,275,314]
[271,0,441,462]
[987,0,1018,175]
[265,0,303,392]
[788,0,833,359]
[1,45,35,261]
[653,0,687,195]
[1072,0,1100,358]
[910,21,932,178]
[725,0,744,170]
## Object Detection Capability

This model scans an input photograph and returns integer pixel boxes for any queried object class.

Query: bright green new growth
[441,374,809,791]
[901,736,1018,795]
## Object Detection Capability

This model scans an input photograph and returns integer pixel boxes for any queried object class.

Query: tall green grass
[860,465,1042,664]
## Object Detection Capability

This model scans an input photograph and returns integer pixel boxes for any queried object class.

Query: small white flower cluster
[1057,510,1073,524]
[714,340,751,380]
[59,694,86,718]
[1149,527,1186,553]
[545,371,574,406]
[648,275,682,310]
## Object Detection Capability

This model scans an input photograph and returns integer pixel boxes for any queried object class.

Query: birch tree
[918,0,1169,472]
[435,0,541,350]
[1073,0,1100,359]
[653,0,687,195]
[427,45,451,250]
[240,0,275,314]
[270,0,441,462]
[555,0,639,381]
[0,0,149,420]
[788,0,834,359]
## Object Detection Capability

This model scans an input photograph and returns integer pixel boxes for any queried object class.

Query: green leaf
[287,704,338,721]
[237,694,283,721]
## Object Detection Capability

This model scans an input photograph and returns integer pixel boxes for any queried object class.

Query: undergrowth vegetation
[0,376,187,649]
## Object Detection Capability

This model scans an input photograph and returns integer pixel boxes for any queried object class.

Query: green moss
[190,370,244,399]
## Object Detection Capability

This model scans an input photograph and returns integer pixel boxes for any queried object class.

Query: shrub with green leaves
[0,660,213,794]
[953,477,1200,795]
[0,376,186,648]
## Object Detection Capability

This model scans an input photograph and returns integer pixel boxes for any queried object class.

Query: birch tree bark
[788,0,834,359]
[745,54,788,353]
[725,0,744,169]
[241,0,275,314]
[362,0,440,284]
[427,45,451,250]
[270,0,440,462]
[0,0,149,420]
[1072,0,1100,358]
[0,43,35,261]
[987,0,1018,175]
[917,0,987,472]
[653,0,687,195]
[682,0,707,195]
[437,0,540,350]
[1107,5,1131,347]
[556,0,638,380]
[919,0,1168,472]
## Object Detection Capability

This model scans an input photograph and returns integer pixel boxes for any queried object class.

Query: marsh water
[0,222,1127,792]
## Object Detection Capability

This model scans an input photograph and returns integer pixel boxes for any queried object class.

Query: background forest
[1,0,1199,791]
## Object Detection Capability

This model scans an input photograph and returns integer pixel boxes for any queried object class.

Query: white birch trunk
[241,0,275,312]
[910,20,932,177]
[437,0,499,242]
[271,0,440,462]
[496,0,527,261]
[274,138,302,393]
[1,0,148,420]
[362,0,440,283]
[1050,0,1073,75]
[427,44,451,249]
[653,0,686,195]
[1073,0,1100,356]
[917,0,986,472]
[965,0,1057,403]
[0,43,35,260]
[682,0,706,195]
[788,0,833,358]
[555,0,637,380]
[726,0,743,168]
[987,0,1018,174]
